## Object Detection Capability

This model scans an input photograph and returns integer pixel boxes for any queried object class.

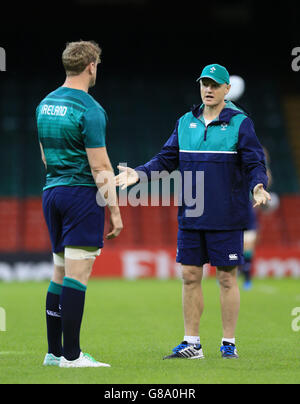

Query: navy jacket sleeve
[237,117,268,192]
[135,121,179,181]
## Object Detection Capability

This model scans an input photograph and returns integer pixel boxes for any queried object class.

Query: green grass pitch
[0,277,299,384]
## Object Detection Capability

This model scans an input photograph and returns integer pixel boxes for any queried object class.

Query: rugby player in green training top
[36,41,123,368]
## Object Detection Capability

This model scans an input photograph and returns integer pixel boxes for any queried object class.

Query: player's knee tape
[53,253,65,267]
[64,247,101,260]
[244,230,257,245]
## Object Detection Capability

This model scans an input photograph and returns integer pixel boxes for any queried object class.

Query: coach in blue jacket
[116,64,270,360]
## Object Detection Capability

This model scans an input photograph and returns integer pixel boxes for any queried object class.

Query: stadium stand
[0,195,299,253]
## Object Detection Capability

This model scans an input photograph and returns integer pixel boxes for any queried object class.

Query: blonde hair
[62,40,102,76]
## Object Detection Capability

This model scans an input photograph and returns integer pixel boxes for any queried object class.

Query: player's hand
[253,184,271,208]
[115,165,139,190]
[106,208,123,239]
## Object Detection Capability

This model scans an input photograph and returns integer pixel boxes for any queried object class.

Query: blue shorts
[176,229,244,267]
[42,186,105,254]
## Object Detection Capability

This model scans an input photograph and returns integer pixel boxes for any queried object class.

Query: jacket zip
[200,119,210,141]
[204,126,208,141]
[204,122,214,141]
[203,121,226,141]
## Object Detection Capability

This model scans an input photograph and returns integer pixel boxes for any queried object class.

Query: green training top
[36,86,107,190]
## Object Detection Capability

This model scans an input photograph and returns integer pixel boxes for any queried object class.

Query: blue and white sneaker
[163,341,204,360]
[43,353,61,366]
[220,344,239,359]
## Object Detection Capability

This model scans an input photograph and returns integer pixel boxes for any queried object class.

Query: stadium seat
[104,200,179,248]
[139,205,170,247]
[0,198,20,252]
[256,209,285,246]
[280,195,300,246]
[23,198,51,252]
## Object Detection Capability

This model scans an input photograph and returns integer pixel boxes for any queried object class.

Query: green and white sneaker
[59,352,111,368]
[43,353,61,366]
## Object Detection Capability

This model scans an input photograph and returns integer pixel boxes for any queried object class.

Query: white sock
[184,336,200,345]
[222,337,235,345]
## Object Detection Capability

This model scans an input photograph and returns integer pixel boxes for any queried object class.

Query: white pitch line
[256,285,278,295]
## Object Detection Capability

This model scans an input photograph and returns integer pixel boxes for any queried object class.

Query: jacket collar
[191,101,248,123]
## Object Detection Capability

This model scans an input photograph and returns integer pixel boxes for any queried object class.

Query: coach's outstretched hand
[115,165,139,190]
[253,183,271,208]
